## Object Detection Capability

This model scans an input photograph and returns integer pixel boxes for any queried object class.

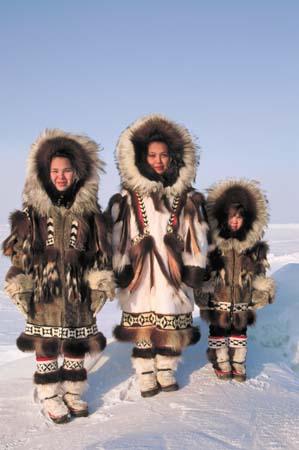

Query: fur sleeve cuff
[182,266,206,289]
[252,275,276,302]
[86,270,115,300]
[4,274,33,299]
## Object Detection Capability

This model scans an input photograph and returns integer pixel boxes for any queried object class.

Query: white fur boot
[62,380,89,417]
[229,336,247,382]
[156,354,180,391]
[132,357,160,398]
[207,337,232,380]
[36,383,70,424]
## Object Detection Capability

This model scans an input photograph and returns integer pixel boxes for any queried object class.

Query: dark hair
[228,203,245,219]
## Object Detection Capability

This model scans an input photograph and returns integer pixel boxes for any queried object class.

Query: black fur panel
[132,347,156,359]
[155,347,182,357]
[62,333,107,356]
[34,369,61,385]
[60,367,87,382]
[182,266,205,288]
[189,326,201,345]
[115,265,134,288]
[16,333,60,356]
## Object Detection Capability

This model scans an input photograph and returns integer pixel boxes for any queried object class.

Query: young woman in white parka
[108,114,209,397]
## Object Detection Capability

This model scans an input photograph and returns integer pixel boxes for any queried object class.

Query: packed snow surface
[0,224,299,449]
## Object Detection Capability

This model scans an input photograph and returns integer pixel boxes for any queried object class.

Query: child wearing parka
[195,179,275,381]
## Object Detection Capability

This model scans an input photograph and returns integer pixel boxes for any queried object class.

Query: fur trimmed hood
[115,114,199,196]
[206,179,269,252]
[23,129,104,216]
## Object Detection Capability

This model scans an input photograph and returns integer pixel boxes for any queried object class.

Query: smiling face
[50,156,75,191]
[146,141,170,175]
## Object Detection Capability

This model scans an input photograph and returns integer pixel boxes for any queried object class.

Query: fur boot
[36,382,70,424]
[229,336,247,382]
[132,357,160,398]
[207,336,232,380]
[62,380,88,417]
[156,354,180,391]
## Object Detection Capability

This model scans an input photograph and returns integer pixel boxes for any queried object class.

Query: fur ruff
[60,367,87,382]
[116,114,199,195]
[206,179,269,252]
[201,309,256,330]
[23,129,104,216]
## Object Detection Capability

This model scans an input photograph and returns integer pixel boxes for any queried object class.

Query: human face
[50,157,75,191]
[228,214,244,232]
[146,142,170,175]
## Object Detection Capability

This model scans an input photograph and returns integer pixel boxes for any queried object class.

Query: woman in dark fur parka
[195,179,275,381]
[2,130,115,423]
[108,114,208,397]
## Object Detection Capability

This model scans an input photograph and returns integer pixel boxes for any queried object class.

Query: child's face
[228,214,244,232]
[50,157,75,191]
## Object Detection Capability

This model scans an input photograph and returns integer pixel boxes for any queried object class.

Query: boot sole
[69,409,89,417]
[141,385,161,398]
[49,413,70,424]
[214,370,232,380]
[232,374,246,382]
[160,383,179,392]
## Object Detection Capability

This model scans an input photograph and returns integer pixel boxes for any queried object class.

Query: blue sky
[0,0,298,223]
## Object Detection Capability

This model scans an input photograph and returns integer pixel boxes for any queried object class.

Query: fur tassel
[128,235,154,292]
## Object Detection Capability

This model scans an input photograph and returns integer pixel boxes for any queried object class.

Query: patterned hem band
[63,358,85,370]
[25,323,98,339]
[208,337,228,349]
[211,302,249,312]
[36,359,59,374]
[135,339,153,349]
[121,311,193,330]
[228,336,247,348]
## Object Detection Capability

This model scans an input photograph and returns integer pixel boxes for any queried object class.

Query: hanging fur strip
[163,233,183,288]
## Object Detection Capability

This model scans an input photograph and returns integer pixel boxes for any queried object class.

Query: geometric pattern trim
[25,323,98,339]
[63,357,84,370]
[36,359,59,374]
[208,336,228,349]
[46,217,54,246]
[228,335,247,348]
[135,339,153,349]
[211,302,249,312]
[121,311,193,330]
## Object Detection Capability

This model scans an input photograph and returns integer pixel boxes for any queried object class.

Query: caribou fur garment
[2,129,114,356]
[109,114,208,351]
[198,179,275,330]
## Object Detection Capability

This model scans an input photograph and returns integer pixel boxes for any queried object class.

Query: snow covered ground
[0,224,299,449]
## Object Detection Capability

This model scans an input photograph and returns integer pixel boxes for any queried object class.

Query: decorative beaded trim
[131,192,181,245]
[135,339,153,349]
[211,302,249,313]
[208,337,228,349]
[36,359,59,373]
[63,358,85,370]
[25,323,98,339]
[121,311,193,330]
[228,336,247,348]
[46,217,54,246]
[69,220,78,248]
